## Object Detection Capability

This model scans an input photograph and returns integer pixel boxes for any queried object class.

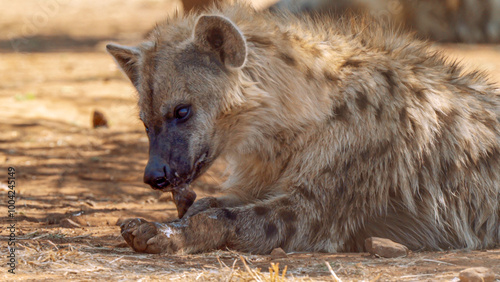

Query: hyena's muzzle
[143,128,207,218]
[143,155,174,190]
[142,127,195,190]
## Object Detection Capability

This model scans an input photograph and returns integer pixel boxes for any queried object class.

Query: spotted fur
[108,3,500,254]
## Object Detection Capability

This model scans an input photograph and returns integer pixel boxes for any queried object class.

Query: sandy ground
[0,0,499,281]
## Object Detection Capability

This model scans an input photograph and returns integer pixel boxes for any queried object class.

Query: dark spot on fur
[310,220,322,235]
[324,70,340,84]
[310,46,322,57]
[478,115,497,131]
[414,88,429,103]
[375,104,384,121]
[342,58,362,68]
[362,139,392,161]
[332,102,350,122]
[279,52,296,66]
[422,153,432,169]
[376,139,392,158]
[247,35,274,47]
[441,159,459,177]
[264,223,278,239]
[486,147,500,164]
[285,225,296,238]
[399,107,409,128]
[281,31,290,40]
[281,224,297,249]
[321,165,334,175]
[297,186,315,201]
[471,146,500,178]
[343,159,353,174]
[278,155,293,177]
[305,67,314,81]
[308,220,322,243]
[464,149,475,167]
[417,169,426,190]
[382,70,396,96]
[337,180,347,195]
[253,205,270,216]
[484,117,497,131]
[278,210,297,223]
[235,226,242,236]
[355,171,367,187]
[360,149,369,161]
[278,197,292,206]
[436,108,459,126]
[355,91,369,111]
[409,119,417,133]
[221,208,237,220]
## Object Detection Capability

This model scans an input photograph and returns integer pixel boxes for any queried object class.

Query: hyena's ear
[106,43,141,85]
[193,15,247,69]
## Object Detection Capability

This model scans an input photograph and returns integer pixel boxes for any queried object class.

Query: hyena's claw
[120,217,145,230]
[120,218,155,253]
[133,222,159,252]
[121,219,179,254]
[120,218,147,250]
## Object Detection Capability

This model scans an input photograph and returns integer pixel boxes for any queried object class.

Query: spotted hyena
[106,3,500,254]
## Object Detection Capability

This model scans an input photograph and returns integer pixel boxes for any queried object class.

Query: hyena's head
[107,15,247,190]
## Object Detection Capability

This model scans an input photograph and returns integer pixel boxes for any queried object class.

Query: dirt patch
[0,1,499,281]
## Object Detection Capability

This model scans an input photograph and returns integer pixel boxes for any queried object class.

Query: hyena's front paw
[120,218,182,254]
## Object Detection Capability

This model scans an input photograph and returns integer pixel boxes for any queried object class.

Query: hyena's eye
[174,105,192,122]
[142,122,149,133]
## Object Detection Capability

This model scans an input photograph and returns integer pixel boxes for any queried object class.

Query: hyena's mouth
[156,151,211,193]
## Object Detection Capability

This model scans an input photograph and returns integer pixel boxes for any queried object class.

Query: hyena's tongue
[171,184,196,219]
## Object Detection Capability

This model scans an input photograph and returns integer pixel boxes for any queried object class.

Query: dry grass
[5,231,498,281]
[4,239,323,281]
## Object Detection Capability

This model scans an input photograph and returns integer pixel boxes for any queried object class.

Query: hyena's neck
[220,30,359,199]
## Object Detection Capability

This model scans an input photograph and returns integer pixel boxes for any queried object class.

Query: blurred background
[195,0,500,43]
[4,0,500,54]
[270,0,500,43]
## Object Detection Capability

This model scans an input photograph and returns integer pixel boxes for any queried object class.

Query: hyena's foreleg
[182,194,246,218]
[120,191,348,254]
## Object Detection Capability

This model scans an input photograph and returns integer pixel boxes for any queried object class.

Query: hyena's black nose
[144,158,171,189]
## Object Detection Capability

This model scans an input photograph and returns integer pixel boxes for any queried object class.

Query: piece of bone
[171,184,197,219]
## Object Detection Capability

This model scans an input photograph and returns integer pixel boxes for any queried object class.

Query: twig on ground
[47,240,59,250]
[240,255,262,282]
[325,261,342,282]
[421,259,455,266]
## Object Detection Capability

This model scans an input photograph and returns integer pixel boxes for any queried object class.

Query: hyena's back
[321,33,500,250]
[109,4,500,254]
